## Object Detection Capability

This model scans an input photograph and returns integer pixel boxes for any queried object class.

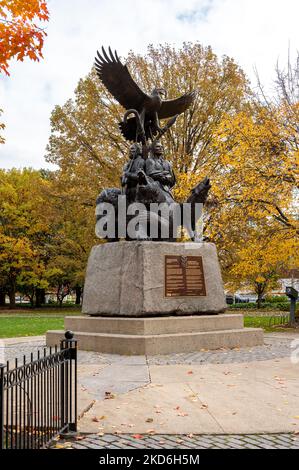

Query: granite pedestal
[82,241,226,316]
[46,241,263,354]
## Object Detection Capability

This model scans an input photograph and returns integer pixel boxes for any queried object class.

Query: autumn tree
[0,168,56,307]
[45,170,96,304]
[225,223,298,307]
[0,0,49,143]
[208,53,298,295]
[0,0,49,75]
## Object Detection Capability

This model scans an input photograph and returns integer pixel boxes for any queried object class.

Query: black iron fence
[0,332,77,449]
[268,314,290,328]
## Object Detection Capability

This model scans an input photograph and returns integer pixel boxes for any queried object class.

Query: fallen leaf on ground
[55,442,72,449]
[93,416,106,424]
[200,404,208,409]
[132,434,144,439]
[146,418,154,423]
[105,391,116,399]
[187,370,193,375]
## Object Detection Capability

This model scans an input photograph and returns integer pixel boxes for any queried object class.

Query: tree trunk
[0,291,6,306]
[75,286,82,305]
[36,288,46,307]
[8,288,16,309]
[256,283,265,309]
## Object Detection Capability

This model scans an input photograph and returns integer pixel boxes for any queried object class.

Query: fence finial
[65,330,74,340]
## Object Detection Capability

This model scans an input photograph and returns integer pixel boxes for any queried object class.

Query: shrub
[264,295,288,303]
[229,301,292,311]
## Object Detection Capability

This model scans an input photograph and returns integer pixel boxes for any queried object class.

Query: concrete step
[46,327,263,355]
[64,314,244,335]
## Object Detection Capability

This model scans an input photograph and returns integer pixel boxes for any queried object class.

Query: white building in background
[225,269,299,303]
[275,269,299,294]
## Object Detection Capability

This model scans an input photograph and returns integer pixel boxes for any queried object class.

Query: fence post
[0,364,4,450]
[60,331,77,436]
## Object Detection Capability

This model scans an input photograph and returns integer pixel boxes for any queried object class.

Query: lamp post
[286,286,298,325]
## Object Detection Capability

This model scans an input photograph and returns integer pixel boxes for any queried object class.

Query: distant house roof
[279,268,299,278]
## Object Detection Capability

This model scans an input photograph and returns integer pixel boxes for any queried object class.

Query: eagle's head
[152,88,167,99]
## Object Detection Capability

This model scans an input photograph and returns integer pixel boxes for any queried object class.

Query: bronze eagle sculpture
[94,47,196,142]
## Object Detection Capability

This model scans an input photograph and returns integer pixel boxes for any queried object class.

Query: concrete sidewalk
[1,333,298,435]
[77,335,299,435]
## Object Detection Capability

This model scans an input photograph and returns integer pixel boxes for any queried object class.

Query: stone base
[46,314,264,355]
[82,241,227,317]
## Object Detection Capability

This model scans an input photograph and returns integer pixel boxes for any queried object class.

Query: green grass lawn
[244,315,293,332]
[0,316,65,338]
[0,309,82,338]
[0,312,296,338]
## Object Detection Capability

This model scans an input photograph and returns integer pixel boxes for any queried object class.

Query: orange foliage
[0,0,49,75]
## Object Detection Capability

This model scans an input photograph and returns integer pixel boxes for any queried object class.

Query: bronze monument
[46,46,264,354]
[94,47,211,242]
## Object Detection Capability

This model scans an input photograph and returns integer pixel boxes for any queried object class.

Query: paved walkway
[0,332,295,364]
[74,333,299,436]
[1,333,299,439]
[55,432,299,449]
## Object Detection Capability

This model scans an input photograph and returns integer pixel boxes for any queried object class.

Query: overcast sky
[1,0,298,169]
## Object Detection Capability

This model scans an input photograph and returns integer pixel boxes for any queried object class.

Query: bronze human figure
[121,143,145,204]
[145,142,176,203]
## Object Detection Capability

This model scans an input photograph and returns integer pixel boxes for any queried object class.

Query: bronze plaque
[165,255,206,297]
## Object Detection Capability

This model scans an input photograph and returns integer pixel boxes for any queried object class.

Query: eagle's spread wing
[94,47,148,112]
[158,91,196,119]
